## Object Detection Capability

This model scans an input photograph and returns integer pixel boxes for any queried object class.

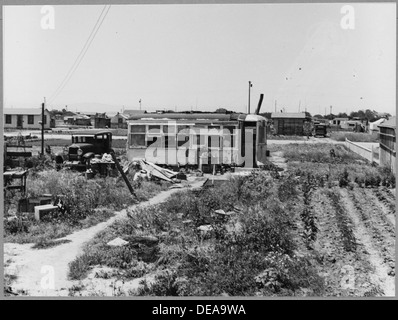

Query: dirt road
[4,178,205,296]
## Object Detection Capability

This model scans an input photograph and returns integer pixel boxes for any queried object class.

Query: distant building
[64,114,91,126]
[94,112,111,129]
[369,118,386,134]
[270,112,312,135]
[331,117,349,129]
[124,110,147,117]
[4,107,53,130]
[346,120,365,132]
[110,112,129,129]
[378,117,396,173]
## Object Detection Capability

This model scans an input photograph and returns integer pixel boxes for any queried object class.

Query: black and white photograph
[2,2,396,298]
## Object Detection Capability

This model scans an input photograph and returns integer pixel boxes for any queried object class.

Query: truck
[314,123,327,137]
[55,131,113,171]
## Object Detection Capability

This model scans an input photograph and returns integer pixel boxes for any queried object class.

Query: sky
[3,3,396,116]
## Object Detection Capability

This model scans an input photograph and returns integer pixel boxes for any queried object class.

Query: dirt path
[4,178,205,296]
[268,151,288,172]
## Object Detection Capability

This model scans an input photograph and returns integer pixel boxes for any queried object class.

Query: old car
[314,123,327,137]
[55,131,113,170]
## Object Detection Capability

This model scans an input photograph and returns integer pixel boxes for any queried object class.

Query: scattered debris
[140,160,178,182]
[107,237,129,247]
[128,235,159,246]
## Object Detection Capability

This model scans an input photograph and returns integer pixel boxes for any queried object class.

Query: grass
[267,135,307,140]
[68,172,325,296]
[4,169,170,245]
[269,143,395,188]
[270,143,364,164]
[330,131,379,143]
[66,142,394,296]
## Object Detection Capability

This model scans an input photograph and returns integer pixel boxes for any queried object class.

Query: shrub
[338,168,349,187]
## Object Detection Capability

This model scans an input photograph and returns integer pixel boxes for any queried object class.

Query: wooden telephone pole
[41,98,45,157]
[248,81,252,114]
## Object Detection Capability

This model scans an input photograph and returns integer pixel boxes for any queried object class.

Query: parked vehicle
[314,123,327,137]
[55,131,113,170]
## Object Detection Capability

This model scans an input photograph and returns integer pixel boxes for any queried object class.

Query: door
[277,119,284,135]
[17,115,23,128]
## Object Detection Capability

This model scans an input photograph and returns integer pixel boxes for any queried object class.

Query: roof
[378,116,396,129]
[123,110,147,115]
[111,112,129,119]
[4,108,49,115]
[369,118,385,130]
[238,114,268,122]
[127,113,233,121]
[271,112,310,119]
[333,117,349,121]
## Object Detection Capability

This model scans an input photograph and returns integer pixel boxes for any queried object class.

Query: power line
[48,5,111,105]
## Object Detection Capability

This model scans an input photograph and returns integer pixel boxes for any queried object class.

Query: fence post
[371,145,374,163]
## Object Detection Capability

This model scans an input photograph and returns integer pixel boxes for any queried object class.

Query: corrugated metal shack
[271,112,312,135]
[378,117,396,173]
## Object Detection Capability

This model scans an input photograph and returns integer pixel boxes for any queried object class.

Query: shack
[270,112,312,135]
[378,117,396,173]
[94,113,111,128]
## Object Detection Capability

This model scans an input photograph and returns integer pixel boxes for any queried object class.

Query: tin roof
[127,113,233,121]
[271,112,310,119]
[123,110,147,115]
[4,108,49,115]
[378,116,396,129]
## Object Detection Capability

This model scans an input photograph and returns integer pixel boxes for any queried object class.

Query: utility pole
[274,100,277,113]
[139,99,142,111]
[299,100,301,112]
[330,105,332,117]
[248,81,252,114]
[41,98,46,157]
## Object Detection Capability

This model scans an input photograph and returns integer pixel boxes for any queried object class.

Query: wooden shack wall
[273,118,307,135]
[379,126,396,173]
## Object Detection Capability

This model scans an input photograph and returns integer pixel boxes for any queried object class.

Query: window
[118,118,123,124]
[148,125,161,133]
[28,115,34,124]
[223,126,237,148]
[129,125,146,147]
[5,115,11,124]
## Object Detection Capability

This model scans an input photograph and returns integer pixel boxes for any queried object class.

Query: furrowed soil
[307,186,395,297]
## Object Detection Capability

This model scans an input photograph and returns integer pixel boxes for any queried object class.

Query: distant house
[124,110,147,117]
[346,120,365,132]
[270,112,312,135]
[378,117,396,173]
[331,117,349,129]
[64,114,91,126]
[4,107,53,130]
[94,112,111,129]
[369,118,386,134]
[313,118,330,126]
[110,112,129,129]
